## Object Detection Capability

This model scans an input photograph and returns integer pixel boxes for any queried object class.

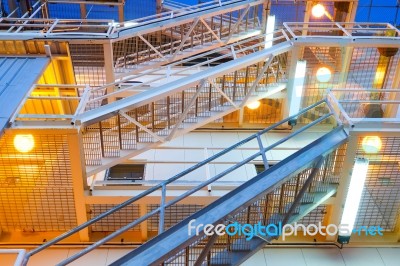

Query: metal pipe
[158,184,167,234]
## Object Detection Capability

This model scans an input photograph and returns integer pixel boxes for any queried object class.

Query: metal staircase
[112,0,265,75]
[110,127,347,266]
[20,99,349,266]
[76,33,292,176]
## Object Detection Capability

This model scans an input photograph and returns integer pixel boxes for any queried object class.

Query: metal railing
[115,0,259,32]
[0,0,262,39]
[283,22,400,39]
[327,88,400,126]
[20,99,341,265]
[10,84,90,124]
[0,249,26,266]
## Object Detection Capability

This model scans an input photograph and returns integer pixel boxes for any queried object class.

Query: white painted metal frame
[0,249,26,266]
[0,0,263,39]
[327,88,400,127]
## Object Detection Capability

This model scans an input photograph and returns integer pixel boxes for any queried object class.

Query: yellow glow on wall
[247,101,261,110]
[311,4,326,18]
[14,134,35,153]
[362,136,382,154]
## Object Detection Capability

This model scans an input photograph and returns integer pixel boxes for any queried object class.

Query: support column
[238,107,244,126]
[67,133,90,241]
[345,1,358,24]
[80,3,87,19]
[384,58,400,118]
[283,46,299,119]
[156,0,162,14]
[118,0,124,22]
[338,47,353,85]
[103,41,116,102]
[139,204,148,242]
[283,46,307,123]
[325,135,359,241]
[261,0,271,33]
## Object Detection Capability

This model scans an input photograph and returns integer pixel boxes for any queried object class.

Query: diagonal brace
[199,17,223,44]
[240,55,275,106]
[119,111,166,143]
[167,79,208,141]
[193,233,219,266]
[226,5,251,42]
[281,155,325,226]
[171,17,201,60]
[138,34,168,62]
[208,78,239,109]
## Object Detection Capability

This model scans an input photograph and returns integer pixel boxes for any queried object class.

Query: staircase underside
[111,126,348,266]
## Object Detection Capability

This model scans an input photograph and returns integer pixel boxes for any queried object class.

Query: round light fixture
[362,136,382,154]
[316,67,332,83]
[14,134,35,153]
[312,4,326,18]
[247,101,261,110]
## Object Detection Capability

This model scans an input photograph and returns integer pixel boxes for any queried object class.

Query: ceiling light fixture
[14,134,35,153]
[338,158,369,244]
[316,67,332,83]
[247,101,261,110]
[311,3,326,18]
[362,136,382,154]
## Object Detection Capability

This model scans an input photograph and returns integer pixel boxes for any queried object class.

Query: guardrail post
[67,134,90,241]
[256,135,269,170]
[158,184,167,234]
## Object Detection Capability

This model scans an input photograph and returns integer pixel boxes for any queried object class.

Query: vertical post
[40,0,49,18]
[103,41,116,102]
[118,2,124,22]
[345,1,358,24]
[325,135,358,241]
[384,58,400,118]
[158,184,167,234]
[204,148,212,192]
[156,0,162,14]
[80,3,87,19]
[67,133,90,241]
[261,0,270,33]
[337,47,353,85]
[284,47,307,122]
[256,135,269,170]
[238,107,244,126]
[139,204,148,242]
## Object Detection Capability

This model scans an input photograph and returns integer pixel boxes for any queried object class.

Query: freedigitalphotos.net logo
[188,219,384,240]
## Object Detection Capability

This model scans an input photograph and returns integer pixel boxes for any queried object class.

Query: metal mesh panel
[297,205,327,226]
[242,98,283,124]
[301,46,342,108]
[69,43,106,86]
[89,204,141,232]
[355,137,400,231]
[148,204,204,232]
[345,47,400,89]
[0,132,77,232]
